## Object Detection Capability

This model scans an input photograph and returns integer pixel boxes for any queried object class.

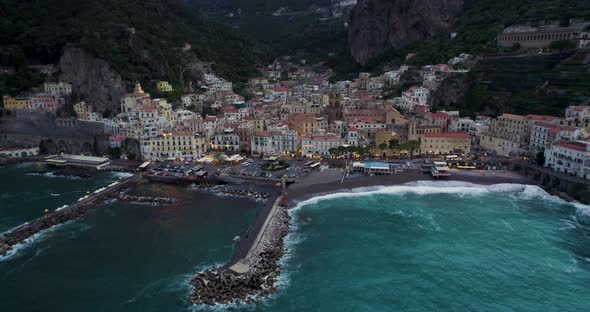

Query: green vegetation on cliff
[188,0,350,63]
[446,51,590,117]
[407,0,590,66]
[0,0,261,92]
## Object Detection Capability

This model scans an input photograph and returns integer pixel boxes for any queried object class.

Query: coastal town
[1,2,590,309]
[2,48,590,181]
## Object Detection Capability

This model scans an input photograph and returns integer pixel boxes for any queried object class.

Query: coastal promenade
[0,174,140,256]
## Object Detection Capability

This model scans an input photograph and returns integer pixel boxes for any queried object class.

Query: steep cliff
[348,0,465,65]
[429,73,472,111]
[58,47,127,115]
[2,0,261,99]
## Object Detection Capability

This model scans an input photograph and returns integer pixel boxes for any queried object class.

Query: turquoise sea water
[251,182,590,312]
[2,164,590,311]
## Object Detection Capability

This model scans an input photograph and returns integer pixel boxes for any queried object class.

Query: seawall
[0,175,140,256]
[0,110,109,155]
[190,194,290,305]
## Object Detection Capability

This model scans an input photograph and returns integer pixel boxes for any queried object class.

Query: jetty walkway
[227,194,283,274]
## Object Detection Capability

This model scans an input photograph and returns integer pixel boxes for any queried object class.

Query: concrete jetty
[0,175,140,256]
[190,176,290,305]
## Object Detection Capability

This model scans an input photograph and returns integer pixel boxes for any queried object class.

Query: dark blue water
[0,163,125,232]
[0,166,261,312]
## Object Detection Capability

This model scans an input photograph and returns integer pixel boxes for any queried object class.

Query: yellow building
[373,130,400,157]
[121,83,151,113]
[3,96,32,110]
[73,101,92,119]
[156,81,173,92]
[144,131,207,161]
[420,132,471,155]
[480,113,529,156]
[288,113,328,136]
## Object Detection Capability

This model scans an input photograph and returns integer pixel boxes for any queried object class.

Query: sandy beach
[288,169,535,203]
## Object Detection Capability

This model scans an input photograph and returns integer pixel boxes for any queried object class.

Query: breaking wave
[276,181,590,303]
[26,172,82,180]
[0,222,69,262]
[289,181,590,216]
[111,172,134,179]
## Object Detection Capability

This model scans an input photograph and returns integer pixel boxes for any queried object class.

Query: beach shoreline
[287,169,536,204]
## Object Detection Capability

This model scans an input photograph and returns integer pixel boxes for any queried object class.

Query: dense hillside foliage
[458,51,590,117]
[187,0,350,62]
[187,0,334,14]
[0,0,262,94]
[325,0,590,116]
[407,0,590,66]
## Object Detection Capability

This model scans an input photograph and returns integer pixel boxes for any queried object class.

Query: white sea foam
[111,172,134,179]
[50,193,61,197]
[0,222,69,262]
[55,204,69,211]
[291,181,590,215]
[572,202,590,217]
[26,172,82,180]
[277,181,590,297]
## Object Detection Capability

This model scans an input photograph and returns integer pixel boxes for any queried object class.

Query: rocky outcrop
[59,47,127,115]
[430,73,472,110]
[349,0,465,65]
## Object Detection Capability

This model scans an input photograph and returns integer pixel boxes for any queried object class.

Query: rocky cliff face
[349,0,465,65]
[59,47,127,115]
[429,73,472,110]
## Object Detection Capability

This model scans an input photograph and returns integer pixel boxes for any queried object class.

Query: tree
[108,147,121,159]
[388,139,400,150]
[378,143,388,158]
[403,140,421,158]
[549,40,577,51]
[559,16,571,27]
[328,147,338,157]
[388,139,400,156]
[511,42,521,52]
[536,151,546,166]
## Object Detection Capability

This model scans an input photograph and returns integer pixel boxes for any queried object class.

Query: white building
[544,140,590,180]
[251,130,300,157]
[450,118,474,133]
[44,82,72,96]
[211,130,240,152]
[301,134,344,157]
[142,132,207,161]
[530,122,582,154]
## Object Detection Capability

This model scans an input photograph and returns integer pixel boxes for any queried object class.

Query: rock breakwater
[191,183,272,201]
[0,176,139,257]
[190,201,290,305]
[118,193,176,205]
[0,196,103,256]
